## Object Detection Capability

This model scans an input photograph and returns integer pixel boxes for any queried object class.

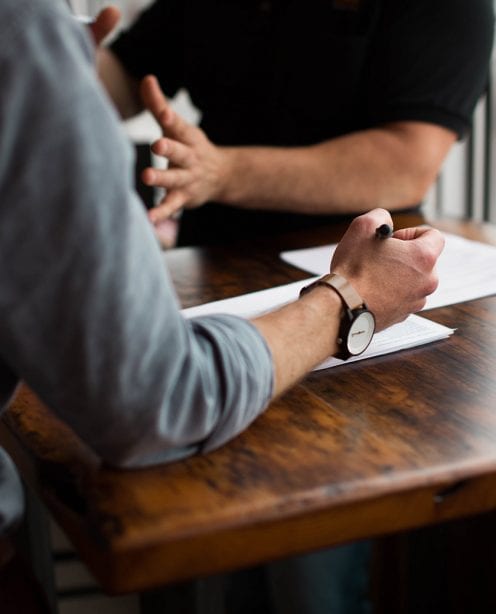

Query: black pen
[375,223,393,239]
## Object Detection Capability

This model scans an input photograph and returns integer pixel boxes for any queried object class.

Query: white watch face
[347,311,375,355]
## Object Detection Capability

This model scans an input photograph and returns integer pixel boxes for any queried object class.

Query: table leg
[371,511,496,614]
[139,575,226,614]
[14,482,58,614]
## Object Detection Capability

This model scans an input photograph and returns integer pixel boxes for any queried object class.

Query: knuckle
[425,273,439,296]
[413,243,437,271]
[424,247,438,270]
[415,297,427,312]
[185,151,195,167]
[349,214,370,234]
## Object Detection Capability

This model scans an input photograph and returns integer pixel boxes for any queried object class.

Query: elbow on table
[80,393,212,469]
[92,432,200,470]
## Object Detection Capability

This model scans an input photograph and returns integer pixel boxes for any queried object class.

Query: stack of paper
[181,230,496,369]
[314,315,453,370]
[181,279,454,370]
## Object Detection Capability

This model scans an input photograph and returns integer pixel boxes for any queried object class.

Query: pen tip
[375,224,393,239]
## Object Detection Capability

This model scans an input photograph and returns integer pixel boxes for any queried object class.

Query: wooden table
[2,214,496,600]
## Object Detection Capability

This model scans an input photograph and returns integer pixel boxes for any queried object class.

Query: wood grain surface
[2,214,496,594]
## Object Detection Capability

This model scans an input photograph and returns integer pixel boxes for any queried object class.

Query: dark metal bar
[465,129,475,220]
[483,79,493,222]
[14,484,59,614]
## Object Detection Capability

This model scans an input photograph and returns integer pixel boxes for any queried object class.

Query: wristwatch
[299,273,376,360]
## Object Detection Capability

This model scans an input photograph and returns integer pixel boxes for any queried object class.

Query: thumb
[90,6,120,45]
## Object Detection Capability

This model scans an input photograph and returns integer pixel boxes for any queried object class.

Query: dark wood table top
[2,213,496,594]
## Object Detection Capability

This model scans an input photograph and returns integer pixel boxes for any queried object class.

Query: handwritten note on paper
[280,233,496,310]
[181,282,454,370]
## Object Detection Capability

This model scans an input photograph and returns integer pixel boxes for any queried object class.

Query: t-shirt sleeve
[0,0,273,469]
[365,0,494,138]
[111,0,184,98]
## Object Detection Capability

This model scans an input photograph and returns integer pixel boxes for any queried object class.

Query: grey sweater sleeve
[0,0,274,469]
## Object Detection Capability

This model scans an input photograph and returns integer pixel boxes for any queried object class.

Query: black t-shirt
[112,0,494,245]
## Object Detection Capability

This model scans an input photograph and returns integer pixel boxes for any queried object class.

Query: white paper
[314,314,453,370]
[182,278,313,319]
[181,282,454,369]
[280,232,496,310]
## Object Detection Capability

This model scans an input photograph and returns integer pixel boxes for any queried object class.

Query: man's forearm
[252,287,341,397]
[219,122,456,215]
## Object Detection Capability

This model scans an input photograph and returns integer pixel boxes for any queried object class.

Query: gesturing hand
[140,75,228,224]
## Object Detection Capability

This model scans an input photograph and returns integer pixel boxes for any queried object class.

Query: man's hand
[89,6,120,46]
[331,208,445,331]
[140,75,229,224]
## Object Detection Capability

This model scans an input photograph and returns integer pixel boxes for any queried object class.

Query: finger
[141,167,190,190]
[149,192,187,223]
[90,6,120,45]
[395,226,445,257]
[394,224,440,240]
[140,75,172,126]
[140,77,195,144]
[348,207,394,238]
[153,218,179,249]
[393,225,433,240]
[151,138,193,168]
[416,227,446,262]
[156,107,197,146]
